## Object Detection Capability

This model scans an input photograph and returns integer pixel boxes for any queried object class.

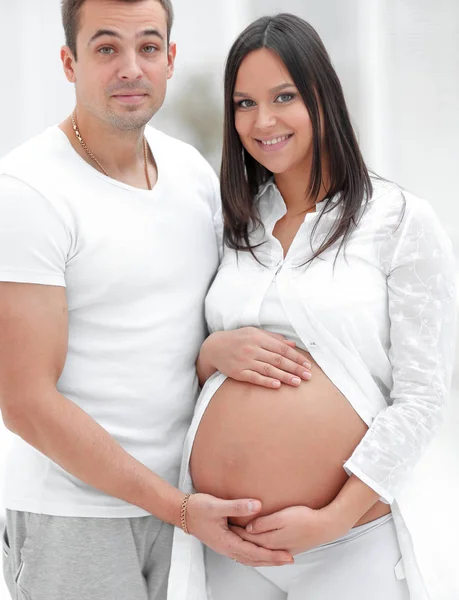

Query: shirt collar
[255,179,341,229]
[255,177,277,200]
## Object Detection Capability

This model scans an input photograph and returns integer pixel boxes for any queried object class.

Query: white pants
[206,514,410,600]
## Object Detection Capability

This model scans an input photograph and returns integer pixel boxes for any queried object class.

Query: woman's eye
[98,47,114,55]
[236,99,256,109]
[276,93,294,103]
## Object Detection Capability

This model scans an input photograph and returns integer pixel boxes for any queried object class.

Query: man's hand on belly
[230,505,351,556]
[185,493,294,567]
[197,328,312,388]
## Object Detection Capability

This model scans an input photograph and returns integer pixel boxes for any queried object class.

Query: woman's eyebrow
[233,83,296,97]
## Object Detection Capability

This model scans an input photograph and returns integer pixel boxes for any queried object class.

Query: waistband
[295,513,393,558]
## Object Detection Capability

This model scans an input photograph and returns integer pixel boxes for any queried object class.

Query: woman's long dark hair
[221,13,373,262]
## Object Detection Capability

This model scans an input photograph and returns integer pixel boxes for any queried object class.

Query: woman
[168,13,456,600]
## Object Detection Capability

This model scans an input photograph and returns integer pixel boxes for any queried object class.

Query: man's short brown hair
[61,0,174,59]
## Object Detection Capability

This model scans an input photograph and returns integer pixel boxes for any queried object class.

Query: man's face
[62,0,176,130]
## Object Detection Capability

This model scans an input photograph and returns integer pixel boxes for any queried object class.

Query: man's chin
[106,110,154,131]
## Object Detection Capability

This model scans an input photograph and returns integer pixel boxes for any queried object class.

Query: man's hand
[229,505,348,556]
[197,328,312,388]
[185,493,294,567]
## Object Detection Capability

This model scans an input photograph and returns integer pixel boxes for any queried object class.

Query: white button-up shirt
[168,177,456,600]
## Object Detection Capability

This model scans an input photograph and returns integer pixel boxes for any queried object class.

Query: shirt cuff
[343,459,394,505]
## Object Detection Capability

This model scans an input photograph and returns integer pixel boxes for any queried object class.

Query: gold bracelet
[180,493,191,534]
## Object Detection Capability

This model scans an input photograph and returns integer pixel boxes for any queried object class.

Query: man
[0,1,310,598]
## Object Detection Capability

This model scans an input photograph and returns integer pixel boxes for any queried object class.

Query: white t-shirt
[0,125,222,517]
[258,280,305,350]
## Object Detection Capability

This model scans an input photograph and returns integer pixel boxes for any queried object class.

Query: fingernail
[303,361,312,368]
[292,377,301,386]
[248,501,260,513]
[302,372,311,381]
[246,524,253,532]
[272,380,281,388]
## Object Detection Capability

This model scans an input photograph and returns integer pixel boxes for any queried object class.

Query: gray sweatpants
[2,509,173,600]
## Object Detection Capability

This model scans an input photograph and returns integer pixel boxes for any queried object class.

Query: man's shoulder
[0,127,63,178]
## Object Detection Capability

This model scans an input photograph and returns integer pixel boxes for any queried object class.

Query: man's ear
[167,41,177,80]
[61,46,77,83]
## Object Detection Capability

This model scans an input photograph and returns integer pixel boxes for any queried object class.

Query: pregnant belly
[190,353,390,527]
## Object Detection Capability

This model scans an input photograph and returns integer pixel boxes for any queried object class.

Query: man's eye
[142,45,157,54]
[98,47,114,55]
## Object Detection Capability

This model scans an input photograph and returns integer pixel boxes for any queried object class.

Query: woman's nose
[254,105,277,129]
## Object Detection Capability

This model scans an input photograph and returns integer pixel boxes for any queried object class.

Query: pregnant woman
[168,13,456,600]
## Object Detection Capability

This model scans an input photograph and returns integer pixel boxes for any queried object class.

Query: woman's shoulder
[366,177,454,271]
[366,176,438,227]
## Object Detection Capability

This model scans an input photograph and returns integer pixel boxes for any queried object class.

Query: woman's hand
[196,327,312,388]
[230,505,350,556]
[185,493,294,567]
[231,476,381,555]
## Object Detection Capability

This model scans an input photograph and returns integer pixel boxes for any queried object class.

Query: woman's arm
[342,196,457,505]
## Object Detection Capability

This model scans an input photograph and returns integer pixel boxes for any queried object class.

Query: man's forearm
[5,387,184,526]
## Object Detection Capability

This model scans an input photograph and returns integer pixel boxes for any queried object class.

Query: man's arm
[0,282,184,524]
[0,282,293,567]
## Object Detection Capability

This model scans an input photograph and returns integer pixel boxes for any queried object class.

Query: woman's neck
[275,165,330,215]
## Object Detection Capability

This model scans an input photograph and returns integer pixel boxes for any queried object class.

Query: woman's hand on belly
[230,504,350,556]
[185,493,294,566]
[197,327,312,388]
[230,476,384,555]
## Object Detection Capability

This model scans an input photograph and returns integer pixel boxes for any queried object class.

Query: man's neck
[59,110,156,190]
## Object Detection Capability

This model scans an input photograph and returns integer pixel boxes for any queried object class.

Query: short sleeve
[344,196,457,503]
[208,168,223,258]
[0,175,69,287]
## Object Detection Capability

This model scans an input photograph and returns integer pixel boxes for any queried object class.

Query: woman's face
[233,48,315,176]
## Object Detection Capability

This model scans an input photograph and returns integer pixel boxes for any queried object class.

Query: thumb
[214,498,262,518]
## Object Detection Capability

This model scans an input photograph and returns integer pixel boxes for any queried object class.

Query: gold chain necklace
[71,112,152,191]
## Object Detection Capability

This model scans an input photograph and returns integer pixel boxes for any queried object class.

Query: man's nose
[118,51,143,80]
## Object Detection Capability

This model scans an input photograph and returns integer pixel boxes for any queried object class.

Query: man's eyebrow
[88,29,121,45]
[139,28,165,42]
[88,28,165,46]
[233,83,296,97]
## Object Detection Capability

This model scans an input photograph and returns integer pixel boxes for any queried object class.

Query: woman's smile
[255,133,294,152]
